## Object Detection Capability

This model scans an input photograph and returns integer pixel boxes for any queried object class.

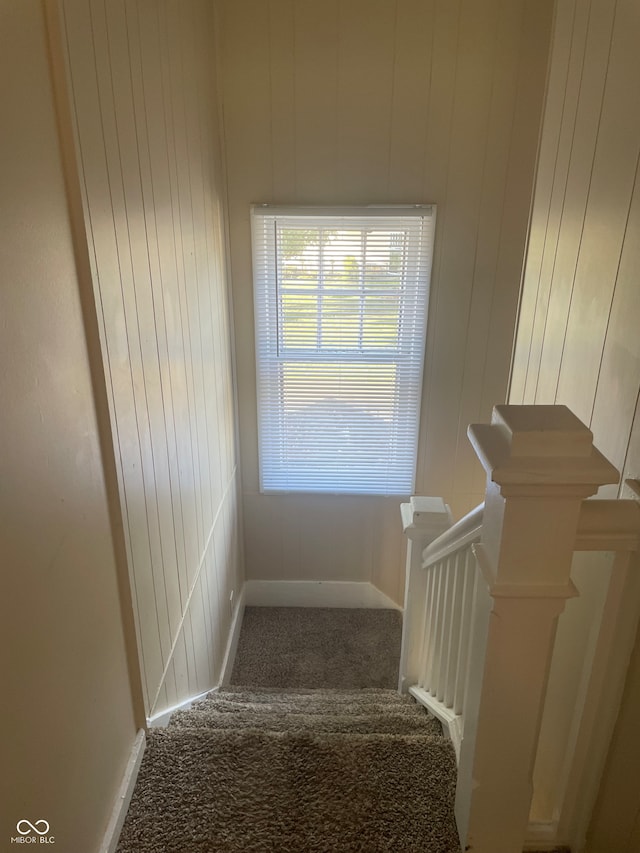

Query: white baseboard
[100,729,146,853]
[524,820,563,851]
[244,580,402,610]
[220,583,247,685]
[147,688,215,728]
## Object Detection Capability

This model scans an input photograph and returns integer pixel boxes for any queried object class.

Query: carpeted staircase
[116,610,461,852]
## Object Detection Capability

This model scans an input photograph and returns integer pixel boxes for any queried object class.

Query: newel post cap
[468,405,619,493]
[401,496,452,541]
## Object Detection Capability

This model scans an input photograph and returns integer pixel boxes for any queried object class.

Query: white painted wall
[57,0,243,719]
[0,3,137,850]
[510,0,640,848]
[217,0,553,604]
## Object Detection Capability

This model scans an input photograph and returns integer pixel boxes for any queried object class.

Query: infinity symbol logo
[17,820,50,836]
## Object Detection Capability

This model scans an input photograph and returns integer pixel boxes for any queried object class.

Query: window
[251,205,436,495]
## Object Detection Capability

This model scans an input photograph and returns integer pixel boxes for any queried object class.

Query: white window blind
[251,205,436,495]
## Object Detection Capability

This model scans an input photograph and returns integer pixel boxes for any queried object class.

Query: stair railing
[400,404,640,853]
[399,501,484,761]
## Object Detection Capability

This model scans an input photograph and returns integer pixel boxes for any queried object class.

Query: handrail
[422,502,484,568]
[420,498,640,569]
[422,500,640,569]
[575,499,640,551]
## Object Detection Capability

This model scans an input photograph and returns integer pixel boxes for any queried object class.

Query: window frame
[251,204,436,496]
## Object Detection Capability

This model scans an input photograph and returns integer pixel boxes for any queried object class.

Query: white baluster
[444,550,465,709]
[428,562,445,695]
[417,567,435,688]
[437,557,455,702]
[454,549,476,716]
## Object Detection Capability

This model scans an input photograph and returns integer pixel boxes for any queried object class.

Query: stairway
[117,686,460,852]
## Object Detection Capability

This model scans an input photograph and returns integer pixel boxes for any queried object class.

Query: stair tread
[192,697,426,716]
[151,725,450,747]
[215,687,409,704]
[222,685,405,697]
[169,708,442,736]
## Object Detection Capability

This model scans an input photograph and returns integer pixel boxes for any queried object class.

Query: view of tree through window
[277,226,404,353]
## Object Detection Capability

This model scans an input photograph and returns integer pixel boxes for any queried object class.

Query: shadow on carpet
[230,606,402,689]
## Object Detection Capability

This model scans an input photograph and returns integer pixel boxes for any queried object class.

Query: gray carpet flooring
[118,689,459,853]
[230,606,402,688]
[116,608,461,853]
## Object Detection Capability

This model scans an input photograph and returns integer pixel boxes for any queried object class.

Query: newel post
[399,496,452,693]
[457,405,619,853]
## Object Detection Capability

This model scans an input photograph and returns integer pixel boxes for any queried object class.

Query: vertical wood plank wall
[217,0,553,603]
[509,0,640,848]
[59,0,242,719]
